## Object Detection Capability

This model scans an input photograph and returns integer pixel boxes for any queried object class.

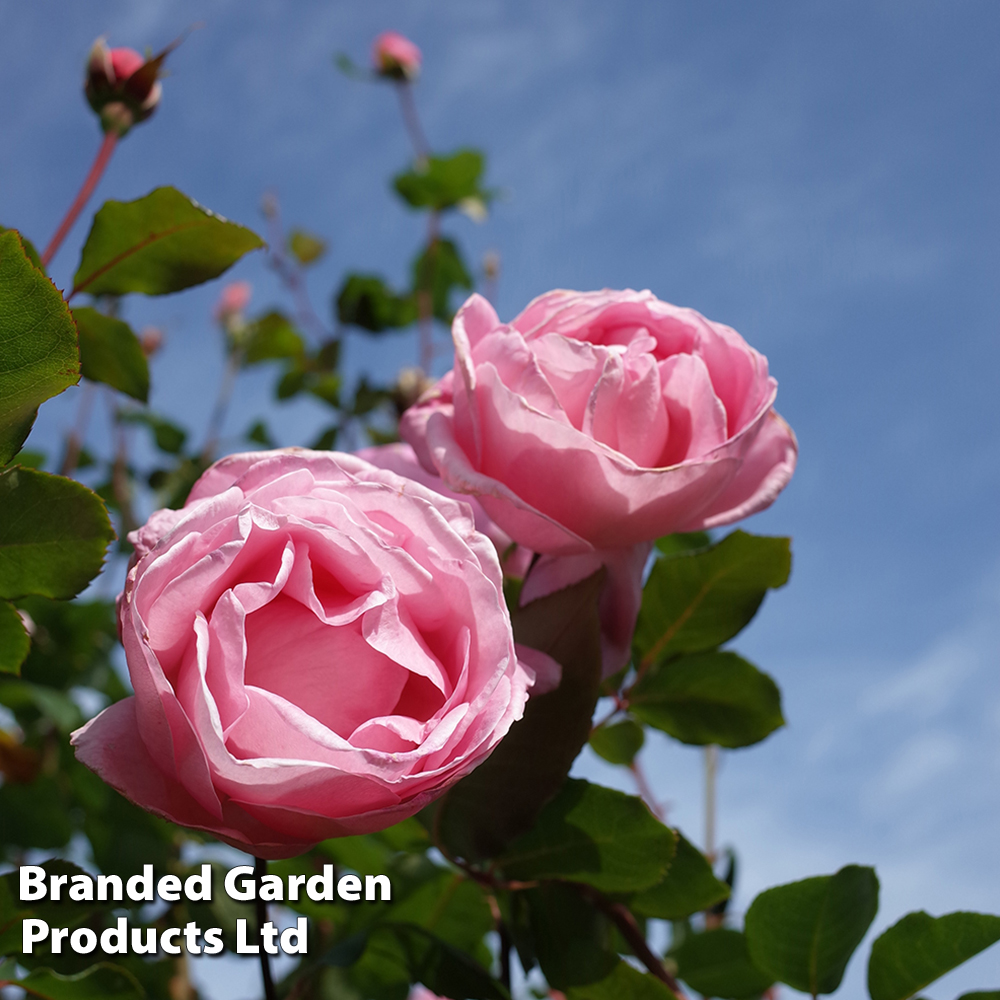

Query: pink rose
[85,37,163,134]
[402,290,797,555]
[372,31,422,81]
[71,450,536,858]
[358,442,644,680]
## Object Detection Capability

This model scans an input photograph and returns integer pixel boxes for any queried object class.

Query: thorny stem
[262,192,331,343]
[202,347,243,463]
[416,211,440,371]
[255,857,277,1000]
[704,744,718,863]
[578,886,689,1000]
[59,381,97,477]
[42,131,119,267]
[630,759,666,822]
[395,80,430,163]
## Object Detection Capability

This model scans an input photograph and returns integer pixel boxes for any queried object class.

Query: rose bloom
[402,290,797,556]
[360,442,642,678]
[372,31,422,80]
[72,450,539,858]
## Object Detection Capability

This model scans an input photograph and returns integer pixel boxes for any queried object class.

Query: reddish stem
[42,131,118,268]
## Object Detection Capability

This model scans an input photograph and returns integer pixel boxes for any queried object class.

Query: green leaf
[72,307,149,402]
[434,571,604,861]
[655,531,711,557]
[745,865,880,995]
[565,960,678,999]
[6,962,145,999]
[868,911,1000,1000]
[0,467,114,600]
[674,928,775,1000]
[0,225,44,271]
[629,650,784,748]
[0,599,29,674]
[336,273,417,333]
[498,779,675,892]
[631,831,730,920]
[368,923,508,1000]
[118,410,187,454]
[634,531,791,667]
[288,228,327,266]
[243,310,305,365]
[0,231,79,464]
[589,718,645,765]
[72,186,264,297]
[0,775,73,849]
[957,994,1000,999]
[411,238,473,323]
[394,150,490,212]
[525,883,618,989]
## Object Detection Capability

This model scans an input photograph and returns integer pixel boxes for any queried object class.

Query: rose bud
[71,450,549,858]
[139,326,164,357]
[401,290,797,556]
[214,280,252,323]
[85,36,165,135]
[372,31,422,81]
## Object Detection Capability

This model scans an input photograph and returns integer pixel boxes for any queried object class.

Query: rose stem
[392,79,437,372]
[41,131,118,268]
[578,886,689,1000]
[255,856,277,1000]
[201,346,242,463]
[394,80,430,163]
[704,744,718,864]
[59,381,97,477]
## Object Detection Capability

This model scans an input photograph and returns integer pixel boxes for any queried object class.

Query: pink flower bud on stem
[372,31,422,81]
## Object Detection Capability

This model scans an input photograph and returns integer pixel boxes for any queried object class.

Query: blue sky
[2,1,999,996]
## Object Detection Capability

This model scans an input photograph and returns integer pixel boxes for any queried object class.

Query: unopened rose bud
[85,36,165,136]
[482,250,501,281]
[392,366,434,416]
[214,281,252,323]
[139,327,164,356]
[372,31,422,81]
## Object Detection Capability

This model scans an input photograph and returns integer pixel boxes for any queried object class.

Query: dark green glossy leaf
[589,718,645,765]
[435,571,604,861]
[16,596,119,692]
[336,273,417,333]
[0,467,114,600]
[498,779,675,892]
[868,911,1000,1000]
[411,237,473,323]
[0,231,79,464]
[6,962,145,999]
[629,650,784,748]
[72,186,264,297]
[118,410,187,454]
[370,923,508,1000]
[631,831,730,920]
[0,599,29,674]
[565,960,678,999]
[394,149,489,212]
[674,928,775,1000]
[635,531,791,667]
[243,310,305,365]
[525,883,618,989]
[288,228,327,265]
[957,993,1000,999]
[72,307,149,402]
[0,776,73,849]
[745,865,879,995]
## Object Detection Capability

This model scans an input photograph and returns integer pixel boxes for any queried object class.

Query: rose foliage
[0,27,996,1000]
